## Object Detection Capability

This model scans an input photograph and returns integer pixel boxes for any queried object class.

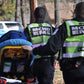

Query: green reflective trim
[35,55,51,59]
[32,35,50,44]
[65,35,84,42]
[60,21,84,59]
[28,23,53,59]
[28,23,53,44]
[65,21,71,37]
[35,55,41,59]
[66,47,81,53]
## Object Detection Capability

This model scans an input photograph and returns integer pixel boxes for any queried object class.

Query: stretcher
[0,46,37,84]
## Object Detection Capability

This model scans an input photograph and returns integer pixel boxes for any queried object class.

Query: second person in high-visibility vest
[24,6,55,84]
[22,2,84,84]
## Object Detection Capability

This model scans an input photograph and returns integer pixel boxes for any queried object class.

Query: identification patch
[31,27,51,37]
[70,25,84,36]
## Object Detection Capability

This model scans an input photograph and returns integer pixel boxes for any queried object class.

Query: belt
[34,57,55,66]
[35,58,51,62]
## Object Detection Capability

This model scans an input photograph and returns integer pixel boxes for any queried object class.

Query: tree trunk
[0,0,5,6]
[20,0,26,28]
[11,0,14,3]
[15,0,20,21]
[54,0,61,27]
[29,0,37,23]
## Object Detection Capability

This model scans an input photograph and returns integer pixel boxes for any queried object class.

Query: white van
[0,21,24,37]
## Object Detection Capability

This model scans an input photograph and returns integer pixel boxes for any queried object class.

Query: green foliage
[0,0,16,20]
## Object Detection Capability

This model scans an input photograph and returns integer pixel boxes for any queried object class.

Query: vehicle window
[0,23,3,29]
[5,23,22,29]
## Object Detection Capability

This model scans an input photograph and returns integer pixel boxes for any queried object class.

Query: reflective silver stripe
[33,43,46,48]
[46,24,51,27]
[63,42,84,47]
[52,28,59,35]
[67,21,74,25]
[62,52,84,58]
[29,24,34,27]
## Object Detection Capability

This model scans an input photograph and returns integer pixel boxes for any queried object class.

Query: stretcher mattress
[0,39,32,52]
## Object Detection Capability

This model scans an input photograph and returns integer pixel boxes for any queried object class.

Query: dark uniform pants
[32,58,55,84]
[63,63,84,84]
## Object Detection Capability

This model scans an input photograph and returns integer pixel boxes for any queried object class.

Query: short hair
[74,2,84,18]
[34,6,46,20]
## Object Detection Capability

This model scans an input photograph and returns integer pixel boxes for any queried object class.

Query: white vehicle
[0,21,24,37]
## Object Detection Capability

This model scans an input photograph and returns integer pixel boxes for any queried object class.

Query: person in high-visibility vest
[24,7,55,84]
[22,2,84,84]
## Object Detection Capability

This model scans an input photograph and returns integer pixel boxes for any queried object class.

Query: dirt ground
[53,62,64,84]
[53,69,64,84]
